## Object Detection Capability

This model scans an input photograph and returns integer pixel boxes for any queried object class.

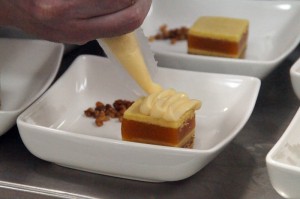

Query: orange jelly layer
[121,115,195,146]
[188,32,248,55]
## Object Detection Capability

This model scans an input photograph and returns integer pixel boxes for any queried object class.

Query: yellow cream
[101,32,162,94]
[140,89,201,121]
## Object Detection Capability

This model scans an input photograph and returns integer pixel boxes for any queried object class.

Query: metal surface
[0,41,299,199]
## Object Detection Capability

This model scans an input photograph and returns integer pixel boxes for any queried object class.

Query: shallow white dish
[142,0,300,78]
[290,57,300,100]
[266,108,300,198]
[0,39,64,136]
[17,55,260,182]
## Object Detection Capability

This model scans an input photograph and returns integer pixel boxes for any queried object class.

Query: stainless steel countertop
[0,41,299,199]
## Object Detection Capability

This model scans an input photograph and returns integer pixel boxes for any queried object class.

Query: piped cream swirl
[140,89,201,121]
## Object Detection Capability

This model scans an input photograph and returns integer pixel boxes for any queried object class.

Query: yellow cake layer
[188,16,249,42]
[123,98,195,128]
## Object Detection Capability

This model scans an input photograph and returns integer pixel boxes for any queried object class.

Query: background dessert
[187,16,249,58]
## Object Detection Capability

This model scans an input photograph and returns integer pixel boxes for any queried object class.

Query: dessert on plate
[187,16,249,58]
[121,89,201,148]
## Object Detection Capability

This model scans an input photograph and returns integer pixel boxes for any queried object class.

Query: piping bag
[97,28,162,95]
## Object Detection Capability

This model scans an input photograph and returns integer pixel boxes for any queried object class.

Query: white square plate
[17,55,260,182]
[0,39,64,136]
[267,108,300,198]
[142,0,300,78]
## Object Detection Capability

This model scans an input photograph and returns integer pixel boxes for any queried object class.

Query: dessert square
[187,16,249,58]
[121,89,200,148]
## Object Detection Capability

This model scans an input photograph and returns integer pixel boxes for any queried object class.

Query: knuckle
[31,1,64,21]
[124,7,145,30]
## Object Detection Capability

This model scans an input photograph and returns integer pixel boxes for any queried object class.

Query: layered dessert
[187,16,249,58]
[121,89,201,148]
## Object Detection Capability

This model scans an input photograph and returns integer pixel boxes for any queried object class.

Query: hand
[0,0,152,44]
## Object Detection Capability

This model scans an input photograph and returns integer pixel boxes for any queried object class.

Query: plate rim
[0,38,64,113]
[266,107,300,172]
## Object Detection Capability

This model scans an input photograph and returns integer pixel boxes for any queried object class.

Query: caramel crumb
[148,24,189,44]
[84,99,134,127]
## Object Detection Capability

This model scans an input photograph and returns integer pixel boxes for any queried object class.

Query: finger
[21,0,151,44]
[68,0,137,19]
[72,0,152,40]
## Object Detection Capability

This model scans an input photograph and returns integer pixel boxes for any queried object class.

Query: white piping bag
[97,28,162,94]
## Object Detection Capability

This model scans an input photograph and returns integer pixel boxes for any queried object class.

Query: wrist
[0,1,13,26]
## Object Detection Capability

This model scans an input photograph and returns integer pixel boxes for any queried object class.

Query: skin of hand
[0,0,152,44]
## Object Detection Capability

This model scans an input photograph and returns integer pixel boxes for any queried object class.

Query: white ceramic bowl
[142,0,300,78]
[290,57,300,100]
[0,39,64,136]
[266,108,300,198]
[17,55,260,182]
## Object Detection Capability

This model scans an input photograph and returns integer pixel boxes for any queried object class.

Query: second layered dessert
[188,16,249,58]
